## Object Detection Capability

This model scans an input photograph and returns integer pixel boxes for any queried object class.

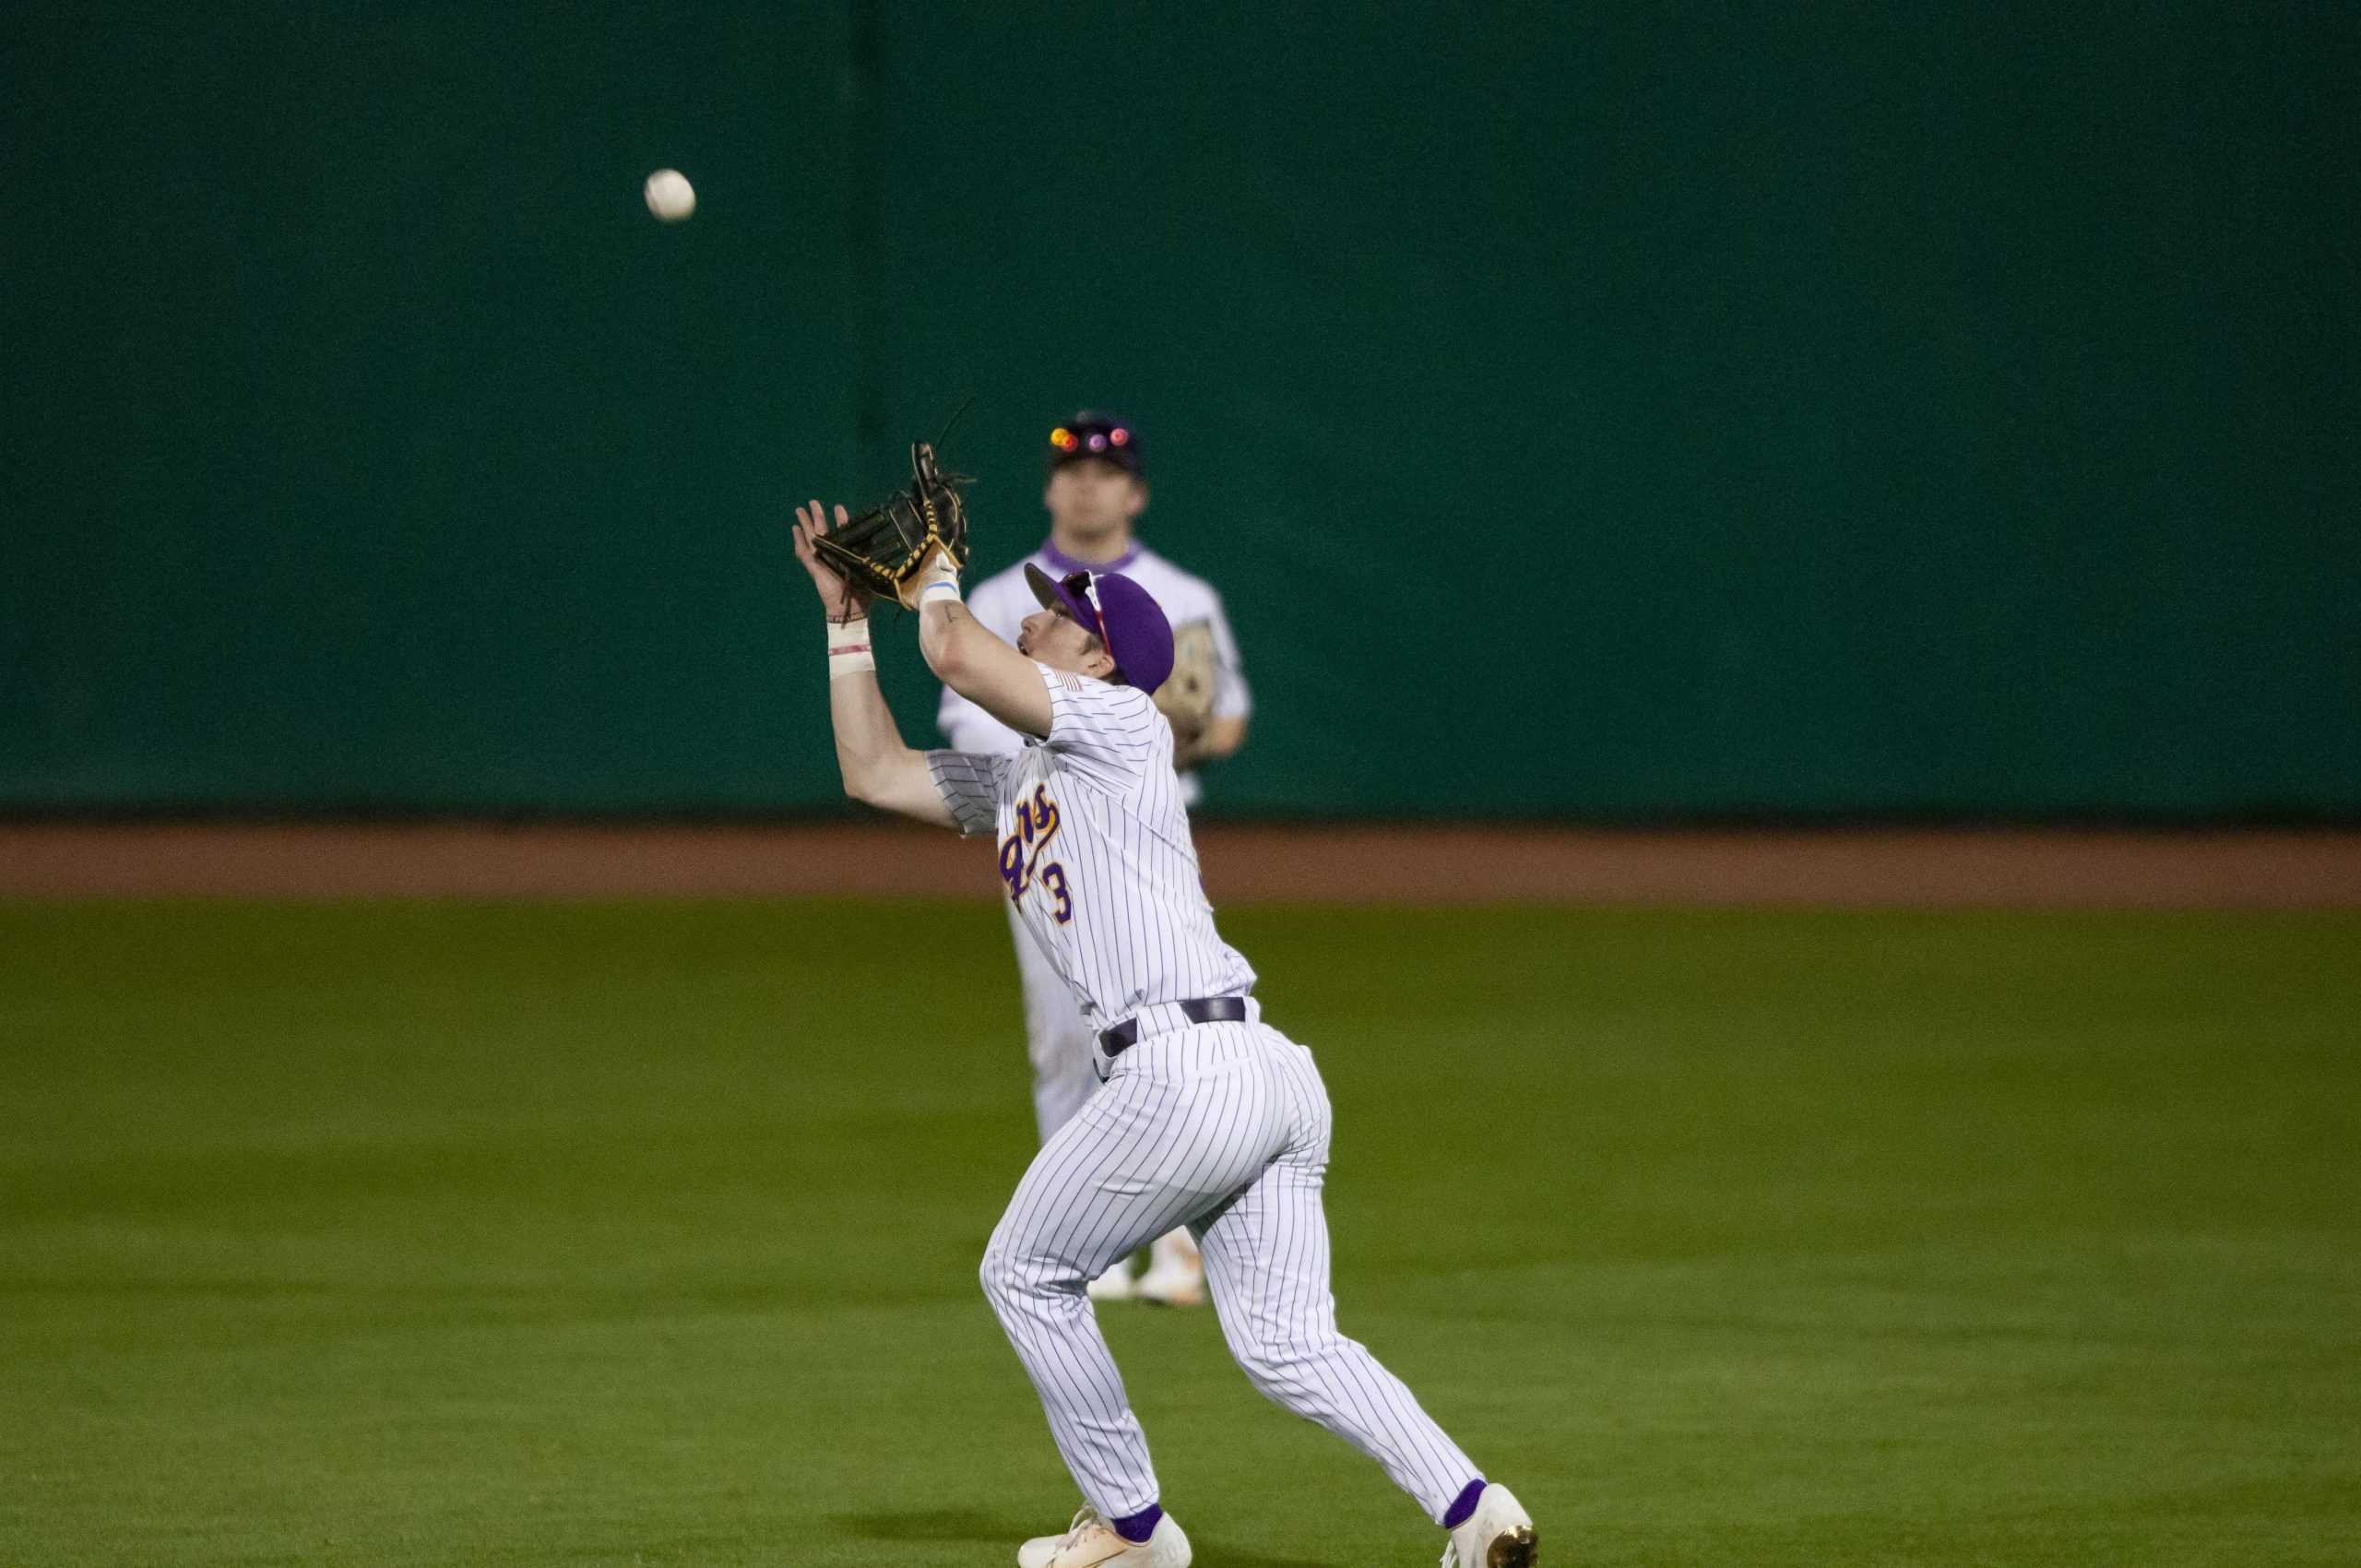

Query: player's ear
[1081,639,1117,681]
[1122,480,1148,520]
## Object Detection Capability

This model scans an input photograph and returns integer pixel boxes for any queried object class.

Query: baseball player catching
[789,477,1537,1568]
[938,410,1251,1307]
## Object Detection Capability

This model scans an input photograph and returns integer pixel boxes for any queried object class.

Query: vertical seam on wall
[846,0,886,484]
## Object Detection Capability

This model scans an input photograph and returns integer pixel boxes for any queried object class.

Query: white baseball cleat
[1085,1257,1137,1302]
[1442,1482,1536,1568]
[1016,1506,1192,1568]
[1132,1229,1204,1307]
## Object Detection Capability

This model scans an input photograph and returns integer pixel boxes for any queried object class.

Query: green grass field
[3,901,2356,1566]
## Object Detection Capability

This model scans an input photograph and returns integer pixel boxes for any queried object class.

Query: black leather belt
[1098,995,1249,1056]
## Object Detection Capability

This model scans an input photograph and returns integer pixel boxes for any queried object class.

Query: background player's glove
[1155,620,1217,742]
[807,443,972,611]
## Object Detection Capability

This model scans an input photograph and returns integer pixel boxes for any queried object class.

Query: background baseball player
[938,410,1251,1307]
[788,492,1536,1568]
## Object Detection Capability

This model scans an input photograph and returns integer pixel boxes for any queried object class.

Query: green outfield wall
[6,5,2355,817]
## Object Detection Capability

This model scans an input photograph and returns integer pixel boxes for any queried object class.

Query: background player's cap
[1046,410,1144,478]
[1025,564,1175,695]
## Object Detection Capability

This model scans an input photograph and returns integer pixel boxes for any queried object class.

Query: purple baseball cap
[1024,563,1175,695]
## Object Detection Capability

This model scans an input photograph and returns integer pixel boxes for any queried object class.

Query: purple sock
[1112,1503,1162,1544]
[1442,1479,1487,1529]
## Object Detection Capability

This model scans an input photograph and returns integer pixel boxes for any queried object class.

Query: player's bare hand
[791,500,872,624]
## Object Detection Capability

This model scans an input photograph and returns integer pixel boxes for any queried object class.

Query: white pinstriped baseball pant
[979,1002,1481,1524]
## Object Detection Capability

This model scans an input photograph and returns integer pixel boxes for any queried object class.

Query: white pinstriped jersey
[928,664,1255,1030]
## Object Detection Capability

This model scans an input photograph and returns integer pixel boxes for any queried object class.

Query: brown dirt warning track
[2,823,2355,904]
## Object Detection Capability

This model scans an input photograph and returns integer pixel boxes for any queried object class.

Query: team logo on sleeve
[998,784,1074,923]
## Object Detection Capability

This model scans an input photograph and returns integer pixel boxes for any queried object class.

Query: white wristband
[827,616,874,679]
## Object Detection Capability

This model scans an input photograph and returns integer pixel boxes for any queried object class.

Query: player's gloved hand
[791,500,873,625]
[806,442,972,612]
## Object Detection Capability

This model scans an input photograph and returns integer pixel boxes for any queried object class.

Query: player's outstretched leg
[980,1030,1287,1562]
[1193,1033,1537,1563]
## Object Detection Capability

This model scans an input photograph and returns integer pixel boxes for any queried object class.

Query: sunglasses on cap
[1049,423,1133,456]
[1051,571,1117,655]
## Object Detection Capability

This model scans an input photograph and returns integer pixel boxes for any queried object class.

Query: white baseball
[644,169,695,222]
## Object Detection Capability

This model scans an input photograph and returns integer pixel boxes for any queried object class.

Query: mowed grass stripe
[2,902,2355,1566]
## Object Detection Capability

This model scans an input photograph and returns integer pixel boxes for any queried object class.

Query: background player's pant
[979,1012,1481,1525]
[1009,900,1098,1140]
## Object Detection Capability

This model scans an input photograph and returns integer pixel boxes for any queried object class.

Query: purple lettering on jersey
[997,787,1066,906]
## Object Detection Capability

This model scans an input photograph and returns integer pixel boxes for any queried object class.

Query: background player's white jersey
[928,667,1254,1030]
[937,543,1250,803]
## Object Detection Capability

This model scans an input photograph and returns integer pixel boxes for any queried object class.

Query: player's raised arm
[911,553,1056,740]
[789,501,957,828]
